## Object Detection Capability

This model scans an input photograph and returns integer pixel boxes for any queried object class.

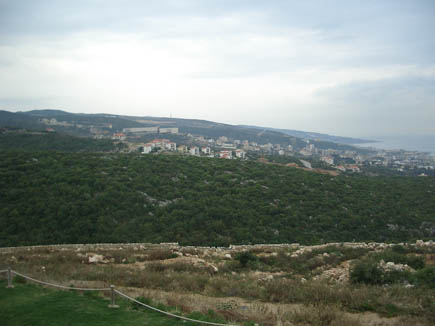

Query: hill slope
[240,124,375,144]
[0,151,433,247]
[0,130,125,152]
[1,109,372,153]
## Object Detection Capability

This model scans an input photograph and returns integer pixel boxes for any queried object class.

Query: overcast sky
[1,0,434,137]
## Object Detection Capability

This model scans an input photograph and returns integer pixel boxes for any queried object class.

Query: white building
[201,147,211,155]
[221,143,236,149]
[321,156,334,165]
[177,145,188,153]
[142,139,177,152]
[142,143,154,154]
[346,165,361,172]
[159,127,179,134]
[112,133,126,141]
[123,127,159,133]
[263,143,273,150]
[307,143,315,152]
[149,139,168,148]
[189,147,200,156]
[219,150,232,159]
[235,149,246,159]
[165,142,177,151]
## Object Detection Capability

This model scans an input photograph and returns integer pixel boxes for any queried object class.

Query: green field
[0,280,227,326]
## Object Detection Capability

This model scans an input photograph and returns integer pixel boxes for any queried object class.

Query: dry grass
[282,304,363,326]
[1,243,434,326]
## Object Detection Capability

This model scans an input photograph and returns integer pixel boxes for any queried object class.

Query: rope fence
[114,289,237,326]
[12,271,111,291]
[4,268,238,326]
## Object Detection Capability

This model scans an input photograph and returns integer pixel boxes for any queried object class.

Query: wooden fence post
[108,285,119,308]
[7,267,14,288]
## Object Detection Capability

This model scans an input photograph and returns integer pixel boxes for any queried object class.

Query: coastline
[355,135,435,156]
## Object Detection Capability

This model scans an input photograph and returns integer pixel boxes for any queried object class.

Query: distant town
[41,117,435,175]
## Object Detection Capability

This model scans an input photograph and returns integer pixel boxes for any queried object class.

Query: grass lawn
[0,280,218,326]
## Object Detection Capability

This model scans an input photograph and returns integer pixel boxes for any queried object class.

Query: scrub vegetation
[1,151,434,247]
[1,243,434,325]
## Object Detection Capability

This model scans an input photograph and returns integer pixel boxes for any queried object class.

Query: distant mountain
[0,109,373,153]
[0,110,306,147]
[114,115,372,152]
[116,115,373,152]
[241,125,376,145]
[20,109,73,117]
[0,110,43,129]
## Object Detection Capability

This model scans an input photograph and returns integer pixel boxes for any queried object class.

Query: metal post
[108,285,119,308]
[7,267,14,288]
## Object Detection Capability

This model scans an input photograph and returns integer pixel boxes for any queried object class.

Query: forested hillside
[0,110,373,153]
[0,130,125,152]
[1,151,434,247]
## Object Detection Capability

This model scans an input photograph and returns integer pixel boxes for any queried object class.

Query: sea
[356,135,435,156]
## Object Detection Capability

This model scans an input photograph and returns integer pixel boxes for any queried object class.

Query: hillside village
[38,116,435,175]
[112,128,434,175]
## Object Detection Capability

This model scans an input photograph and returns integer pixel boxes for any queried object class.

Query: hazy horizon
[5,108,435,148]
[1,1,434,138]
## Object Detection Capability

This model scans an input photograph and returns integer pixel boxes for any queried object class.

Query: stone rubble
[313,261,351,283]
[378,260,415,273]
[1,239,434,255]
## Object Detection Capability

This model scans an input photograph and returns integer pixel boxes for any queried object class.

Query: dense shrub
[2,150,435,247]
[391,245,407,254]
[351,249,427,286]
[373,251,425,270]
[413,266,435,288]
[350,260,383,285]
[147,249,177,261]
[350,259,416,285]
[381,270,413,285]
[235,252,258,268]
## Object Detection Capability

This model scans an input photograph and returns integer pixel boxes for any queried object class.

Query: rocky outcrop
[313,261,351,283]
[79,253,113,264]
[378,260,415,273]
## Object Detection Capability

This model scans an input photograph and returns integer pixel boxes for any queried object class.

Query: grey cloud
[313,76,435,135]
[0,0,243,38]
[1,0,434,67]
[316,76,435,106]
[1,0,434,137]
[0,96,57,108]
[2,1,434,38]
